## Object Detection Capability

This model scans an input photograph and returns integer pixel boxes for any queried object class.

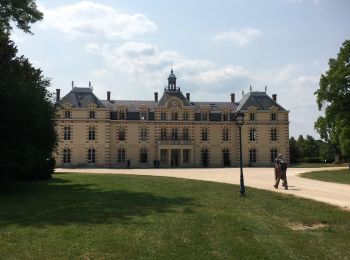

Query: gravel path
[55,167,350,211]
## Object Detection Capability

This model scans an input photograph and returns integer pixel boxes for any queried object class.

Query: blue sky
[12,0,350,138]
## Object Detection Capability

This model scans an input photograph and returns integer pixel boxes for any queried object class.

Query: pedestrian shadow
[0,175,197,227]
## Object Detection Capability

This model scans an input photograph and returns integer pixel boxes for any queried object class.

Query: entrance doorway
[171,149,179,167]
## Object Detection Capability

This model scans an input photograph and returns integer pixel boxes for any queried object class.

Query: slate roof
[101,100,158,111]
[237,92,286,111]
[58,87,105,108]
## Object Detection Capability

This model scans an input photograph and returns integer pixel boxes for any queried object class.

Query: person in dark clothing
[274,154,288,190]
[127,159,131,169]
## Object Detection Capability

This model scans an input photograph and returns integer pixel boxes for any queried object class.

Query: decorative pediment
[268,105,279,110]
[167,98,183,109]
[247,105,258,110]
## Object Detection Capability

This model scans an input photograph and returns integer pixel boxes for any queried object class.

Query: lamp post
[235,111,245,196]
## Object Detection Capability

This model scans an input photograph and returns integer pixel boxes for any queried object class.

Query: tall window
[160,126,167,140]
[171,127,178,140]
[201,127,208,141]
[271,112,277,121]
[119,126,125,141]
[89,110,95,118]
[64,126,71,140]
[183,111,189,121]
[140,148,148,163]
[223,149,230,166]
[117,148,126,163]
[183,127,189,140]
[63,148,71,163]
[271,128,277,141]
[183,149,190,163]
[202,149,209,167]
[249,149,256,163]
[249,128,256,141]
[250,112,256,121]
[161,111,166,120]
[140,126,147,141]
[201,111,208,121]
[172,111,178,120]
[88,126,96,140]
[64,109,71,118]
[88,148,95,163]
[270,148,278,162]
[223,127,229,141]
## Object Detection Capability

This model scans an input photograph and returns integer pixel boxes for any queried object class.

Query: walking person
[274,154,288,190]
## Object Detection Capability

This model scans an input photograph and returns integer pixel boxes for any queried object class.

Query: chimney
[186,93,190,101]
[231,93,235,103]
[154,92,158,102]
[56,89,61,102]
[272,94,277,102]
[107,91,111,101]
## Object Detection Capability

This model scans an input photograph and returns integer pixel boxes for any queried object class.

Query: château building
[55,69,289,168]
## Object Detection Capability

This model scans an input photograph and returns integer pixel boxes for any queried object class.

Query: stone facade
[55,70,289,168]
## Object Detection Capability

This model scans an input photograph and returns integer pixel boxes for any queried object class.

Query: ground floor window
[63,148,71,163]
[270,148,278,162]
[249,149,256,163]
[117,148,126,163]
[223,149,230,166]
[140,148,148,163]
[183,149,190,163]
[88,148,96,164]
[202,149,209,167]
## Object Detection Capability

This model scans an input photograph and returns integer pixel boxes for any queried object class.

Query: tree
[0,0,43,33]
[289,136,300,163]
[315,40,350,160]
[0,1,57,181]
[0,33,57,181]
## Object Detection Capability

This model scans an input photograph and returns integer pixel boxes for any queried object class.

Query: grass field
[290,163,348,168]
[300,169,350,185]
[1,173,350,259]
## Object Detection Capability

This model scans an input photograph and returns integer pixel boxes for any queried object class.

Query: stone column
[179,149,183,167]
[167,149,171,167]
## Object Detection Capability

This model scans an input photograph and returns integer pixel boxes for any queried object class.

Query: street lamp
[235,111,245,196]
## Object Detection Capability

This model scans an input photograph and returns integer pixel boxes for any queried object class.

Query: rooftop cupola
[167,68,177,91]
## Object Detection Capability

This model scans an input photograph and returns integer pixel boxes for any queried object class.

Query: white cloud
[40,1,156,39]
[212,27,262,46]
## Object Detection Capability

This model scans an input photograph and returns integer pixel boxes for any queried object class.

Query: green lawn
[1,173,350,259]
[290,163,348,168]
[300,169,350,185]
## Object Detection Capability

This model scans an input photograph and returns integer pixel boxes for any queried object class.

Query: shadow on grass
[0,175,196,227]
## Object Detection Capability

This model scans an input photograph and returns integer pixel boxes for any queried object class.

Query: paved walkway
[56,167,350,211]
